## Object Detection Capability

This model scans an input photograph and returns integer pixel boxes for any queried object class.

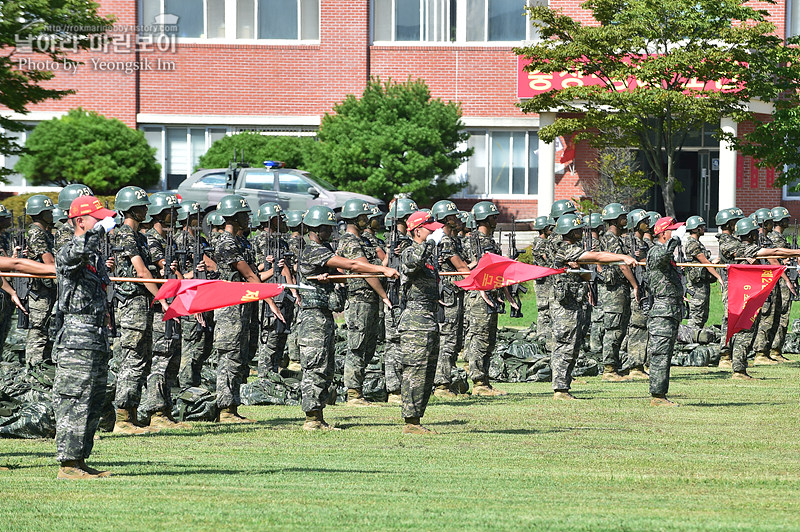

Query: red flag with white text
[454,253,564,291]
[726,264,785,343]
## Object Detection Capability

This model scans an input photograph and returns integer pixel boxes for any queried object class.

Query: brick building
[3,0,800,223]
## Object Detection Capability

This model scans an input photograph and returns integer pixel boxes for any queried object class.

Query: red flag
[454,253,564,291]
[726,264,785,343]
[161,280,283,320]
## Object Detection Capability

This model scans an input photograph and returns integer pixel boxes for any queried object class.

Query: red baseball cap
[406,211,443,232]
[653,216,684,236]
[69,195,116,219]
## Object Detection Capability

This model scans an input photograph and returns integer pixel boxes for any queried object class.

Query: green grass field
[3,282,800,531]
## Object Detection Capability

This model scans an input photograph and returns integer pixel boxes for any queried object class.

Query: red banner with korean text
[155,279,283,320]
[454,253,564,291]
[726,264,786,343]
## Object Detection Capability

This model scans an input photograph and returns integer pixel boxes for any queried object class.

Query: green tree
[516,0,799,217]
[15,108,160,194]
[196,132,318,171]
[0,0,113,180]
[310,78,471,205]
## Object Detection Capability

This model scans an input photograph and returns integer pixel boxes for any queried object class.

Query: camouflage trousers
[535,280,553,352]
[623,298,649,370]
[384,305,404,394]
[247,301,260,370]
[286,304,301,363]
[720,281,731,356]
[464,295,498,384]
[114,295,154,411]
[143,309,180,415]
[256,301,291,378]
[754,287,781,357]
[687,282,711,329]
[25,293,55,367]
[588,304,605,364]
[297,307,335,413]
[399,319,438,419]
[646,315,678,396]
[599,283,631,370]
[772,282,792,354]
[434,293,464,387]
[179,314,213,388]
[0,293,14,363]
[732,313,761,373]
[550,301,588,391]
[214,302,252,408]
[344,298,380,393]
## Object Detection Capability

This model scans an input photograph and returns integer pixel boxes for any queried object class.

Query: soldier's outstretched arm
[326,254,399,279]
[579,251,638,268]
[0,256,56,275]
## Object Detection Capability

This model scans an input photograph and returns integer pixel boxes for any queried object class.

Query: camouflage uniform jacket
[437,233,465,289]
[599,230,626,286]
[768,230,789,249]
[646,238,683,321]
[256,231,292,282]
[734,241,763,263]
[297,237,336,309]
[463,230,501,298]
[0,230,10,257]
[362,231,385,253]
[530,236,550,285]
[552,238,586,309]
[172,228,194,273]
[54,222,74,252]
[684,236,715,284]
[717,232,740,264]
[54,225,110,332]
[213,231,247,282]
[146,228,170,278]
[336,231,379,301]
[113,223,155,299]
[399,239,438,329]
[287,233,303,259]
[546,232,563,268]
[26,223,55,293]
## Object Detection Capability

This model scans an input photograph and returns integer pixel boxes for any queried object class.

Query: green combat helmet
[0,204,11,219]
[589,212,604,229]
[147,192,179,217]
[368,204,382,219]
[555,213,587,235]
[532,215,550,231]
[177,201,201,222]
[628,208,648,230]
[25,194,55,216]
[115,186,150,212]
[601,202,628,222]
[550,199,577,220]
[51,206,68,224]
[285,210,304,228]
[754,207,772,226]
[715,207,743,227]
[217,194,251,218]
[257,202,284,223]
[432,200,460,222]
[340,198,372,220]
[304,205,338,227]
[58,184,93,210]
[685,215,706,231]
[646,211,661,228]
[206,211,225,228]
[389,198,418,220]
[735,217,759,237]
[472,201,500,221]
[771,206,791,223]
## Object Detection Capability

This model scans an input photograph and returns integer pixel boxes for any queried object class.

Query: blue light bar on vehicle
[263,160,285,169]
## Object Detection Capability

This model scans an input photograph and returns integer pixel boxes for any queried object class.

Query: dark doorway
[643,150,720,226]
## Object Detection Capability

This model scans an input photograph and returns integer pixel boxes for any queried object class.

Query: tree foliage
[516,0,800,217]
[0,0,114,180]
[15,108,160,194]
[196,132,318,171]
[585,148,652,210]
[309,78,471,205]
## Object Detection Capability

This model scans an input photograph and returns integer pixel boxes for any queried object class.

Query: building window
[141,0,319,41]
[373,0,539,43]
[142,126,234,190]
[0,125,37,190]
[784,175,800,200]
[462,130,538,196]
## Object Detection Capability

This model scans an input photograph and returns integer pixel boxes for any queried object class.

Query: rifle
[581,214,598,307]
[260,226,296,341]
[225,148,248,190]
[472,230,504,314]
[506,218,527,318]
[163,208,179,341]
[385,199,402,317]
[787,220,800,301]
[100,201,119,337]
[674,236,690,320]
[432,234,445,324]
[12,210,30,329]
[629,230,651,313]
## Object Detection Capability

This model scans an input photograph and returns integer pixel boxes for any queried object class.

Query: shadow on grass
[671,372,735,380]
[114,464,385,477]
[682,401,775,407]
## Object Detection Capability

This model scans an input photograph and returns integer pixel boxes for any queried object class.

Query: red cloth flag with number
[156,279,283,320]
[726,264,786,343]
[454,253,564,291]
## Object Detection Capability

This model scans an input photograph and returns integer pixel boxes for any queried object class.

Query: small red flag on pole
[454,253,564,291]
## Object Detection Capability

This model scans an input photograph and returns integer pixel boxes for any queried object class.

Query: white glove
[426,228,445,245]
[98,216,116,233]
[672,225,687,240]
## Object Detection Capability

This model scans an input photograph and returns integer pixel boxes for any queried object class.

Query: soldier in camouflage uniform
[54,184,94,251]
[398,211,445,434]
[598,203,641,381]
[585,212,605,360]
[462,201,514,396]
[646,217,687,407]
[364,204,387,345]
[24,194,57,368]
[767,206,795,362]
[622,209,651,374]
[549,214,639,400]
[542,200,579,354]
[530,215,555,346]
[297,205,398,430]
[285,210,305,370]
[383,198,418,404]
[0,205,17,360]
[430,200,469,399]
[715,207,745,369]
[53,196,117,479]
[684,216,722,330]
[337,199,391,406]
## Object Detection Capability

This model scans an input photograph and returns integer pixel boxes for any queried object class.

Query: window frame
[457,129,540,199]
